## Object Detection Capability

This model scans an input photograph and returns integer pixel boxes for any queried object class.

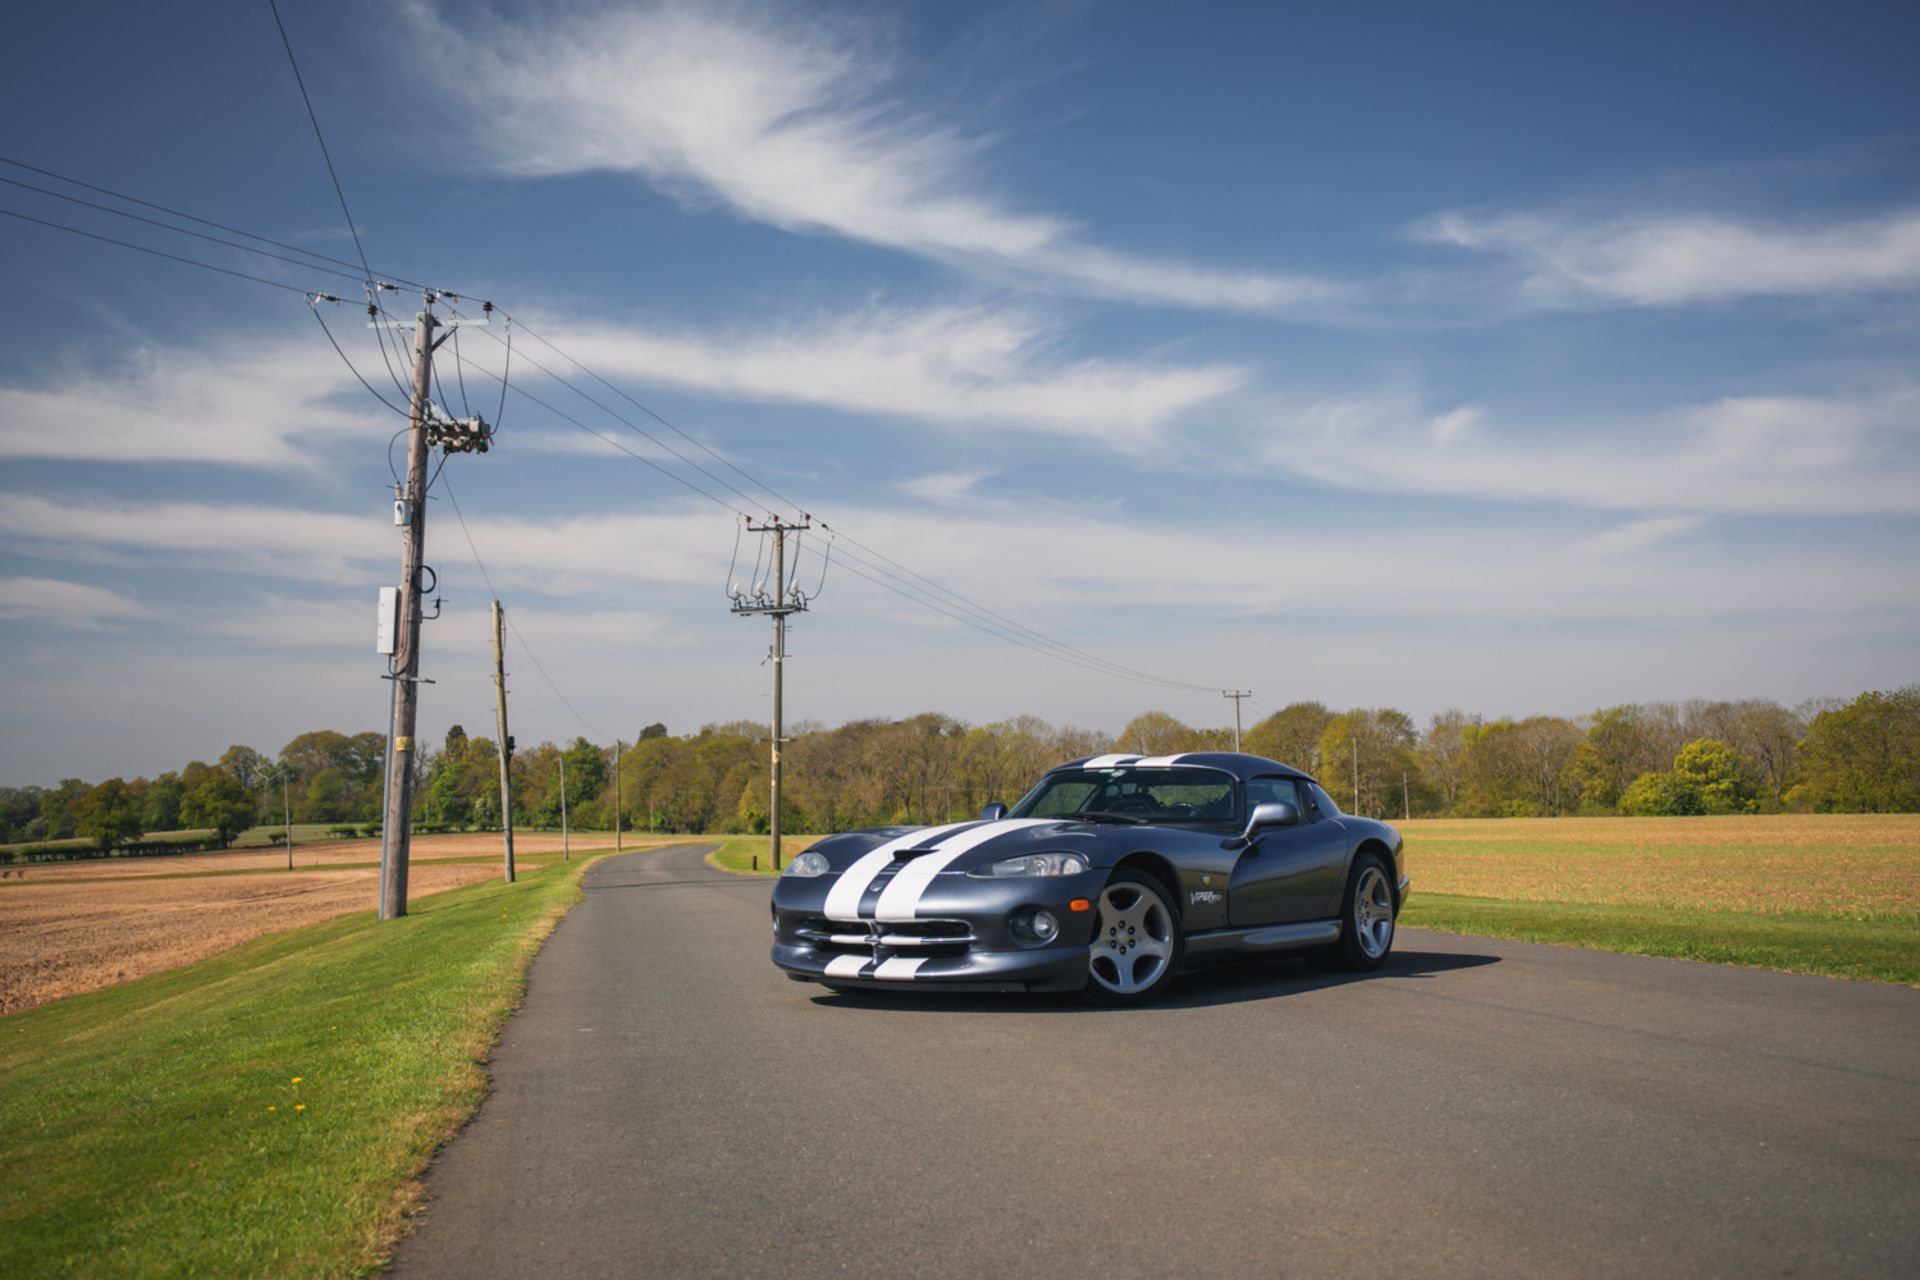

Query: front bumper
[770,867,1103,993]
[773,941,1091,992]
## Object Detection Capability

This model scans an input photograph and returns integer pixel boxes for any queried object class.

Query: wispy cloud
[898,468,997,505]
[0,337,384,466]
[0,576,150,630]
[1576,515,1706,556]
[548,305,1245,446]
[1417,208,1920,306]
[1265,386,1920,515]
[413,2,1336,313]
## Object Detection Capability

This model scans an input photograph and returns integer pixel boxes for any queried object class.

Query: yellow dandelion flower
[295,1105,306,1112]
[268,1106,277,1112]
[291,1077,303,1084]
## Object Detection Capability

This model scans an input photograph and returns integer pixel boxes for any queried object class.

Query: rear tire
[1313,852,1396,972]
[1082,869,1182,1005]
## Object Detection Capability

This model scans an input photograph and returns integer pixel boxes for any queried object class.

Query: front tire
[1082,869,1182,1005]
[1316,852,1396,972]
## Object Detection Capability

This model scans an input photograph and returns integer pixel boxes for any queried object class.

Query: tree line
[2,686,1914,850]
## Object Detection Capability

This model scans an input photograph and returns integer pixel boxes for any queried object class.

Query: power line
[265,1,416,404]
[0,174,374,286]
[458,310,773,515]
[307,296,410,417]
[11,153,1241,702]
[0,153,438,291]
[0,205,330,295]
[267,0,377,294]
[482,309,1226,695]
[441,471,608,742]
[444,343,755,517]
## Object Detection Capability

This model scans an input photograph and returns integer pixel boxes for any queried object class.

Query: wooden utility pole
[1352,745,1361,817]
[1222,690,1251,752]
[375,293,489,919]
[614,740,623,851]
[491,599,515,884]
[282,772,293,871]
[379,299,437,920]
[1403,772,1410,821]
[559,753,570,861]
[730,516,810,871]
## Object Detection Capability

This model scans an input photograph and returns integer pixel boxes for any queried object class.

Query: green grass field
[711,815,1920,985]
[704,834,822,875]
[0,843,629,1278]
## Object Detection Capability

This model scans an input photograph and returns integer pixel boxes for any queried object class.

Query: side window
[1245,777,1301,810]
[1308,783,1341,816]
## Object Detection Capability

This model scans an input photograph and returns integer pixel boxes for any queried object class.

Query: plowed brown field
[0,835,685,1013]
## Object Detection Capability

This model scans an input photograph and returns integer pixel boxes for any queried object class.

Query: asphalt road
[390,844,1920,1279]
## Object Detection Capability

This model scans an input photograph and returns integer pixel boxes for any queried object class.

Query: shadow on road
[805,948,1501,1014]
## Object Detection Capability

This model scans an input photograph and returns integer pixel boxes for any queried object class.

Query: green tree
[182,773,256,847]
[1318,708,1418,817]
[1791,687,1920,812]
[1244,702,1332,773]
[1618,771,1704,817]
[75,778,144,851]
[218,744,269,792]
[1112,711,1203,756]
[39,778,86,839]
[1671,739,1761,815]
[142,772,185,831]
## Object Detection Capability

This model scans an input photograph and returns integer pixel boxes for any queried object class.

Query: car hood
[808,817,1156,875]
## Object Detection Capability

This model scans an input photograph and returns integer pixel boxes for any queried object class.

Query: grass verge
[0,845,631,1278]
[704,834,820,876]
[1402,892,1920,986]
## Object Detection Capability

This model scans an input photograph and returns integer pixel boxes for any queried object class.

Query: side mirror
[979,802,1008,821]
[1228,801,1298,848]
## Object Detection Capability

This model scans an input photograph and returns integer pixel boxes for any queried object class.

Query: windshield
[1009,767,1238,826]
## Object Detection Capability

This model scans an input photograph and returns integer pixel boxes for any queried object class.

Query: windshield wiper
[1073,811,1150,825]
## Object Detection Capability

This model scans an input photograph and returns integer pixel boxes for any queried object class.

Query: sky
[1,0,1916,783]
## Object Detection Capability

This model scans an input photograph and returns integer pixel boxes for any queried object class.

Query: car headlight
[783,851,831,877]
[968,852,1090,878]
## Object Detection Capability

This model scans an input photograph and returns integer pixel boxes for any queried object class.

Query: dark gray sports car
[770,751,1408,1004]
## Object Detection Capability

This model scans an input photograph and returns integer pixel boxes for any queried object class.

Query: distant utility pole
[491,599,515,884]
[1352,747,1362,817]
[614,739,623,851]
[730,515,811,871]
[1222,690,1252,752]
[1402,771,1411,821]
[282,771,293,872]
[559,753,570,862]
[376,292,490,920]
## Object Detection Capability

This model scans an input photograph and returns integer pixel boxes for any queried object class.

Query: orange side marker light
[1069,898,1092,913]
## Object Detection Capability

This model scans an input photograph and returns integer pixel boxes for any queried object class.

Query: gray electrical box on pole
[730,515,811,871]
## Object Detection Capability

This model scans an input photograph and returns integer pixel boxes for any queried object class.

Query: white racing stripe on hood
[822,821,974,922]
[1083,754,1141,768]
[873,818,1058,922]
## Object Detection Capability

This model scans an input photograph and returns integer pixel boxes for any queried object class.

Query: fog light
[1011,907,1062,946]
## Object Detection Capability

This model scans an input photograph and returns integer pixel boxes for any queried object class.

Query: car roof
[1051,751,1317,784]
